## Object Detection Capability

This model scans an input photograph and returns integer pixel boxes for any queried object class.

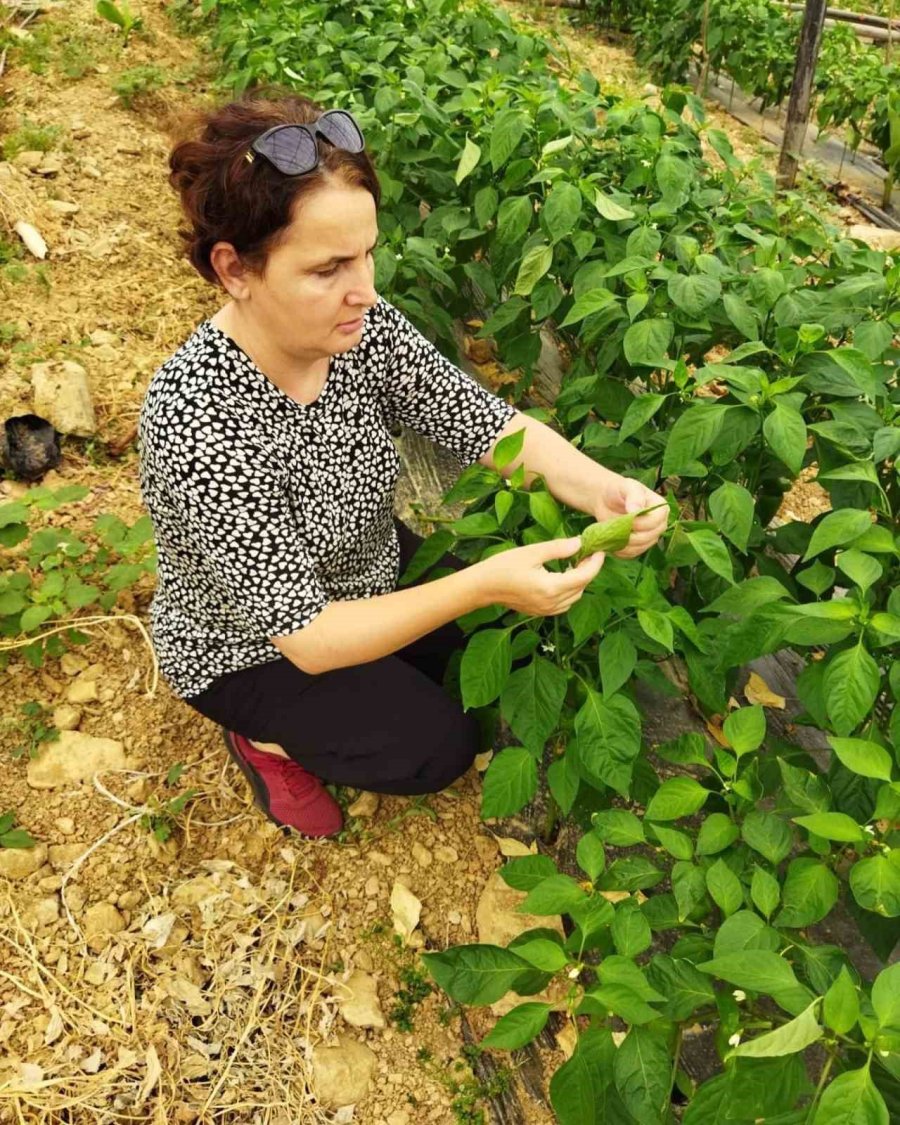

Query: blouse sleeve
[375,298,517,467]
[146,407,328,638]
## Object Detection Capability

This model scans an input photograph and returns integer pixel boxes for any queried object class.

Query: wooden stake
[777,0,829,189]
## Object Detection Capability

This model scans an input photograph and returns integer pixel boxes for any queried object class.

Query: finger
[554,551,606,590]
[533,535,582,563]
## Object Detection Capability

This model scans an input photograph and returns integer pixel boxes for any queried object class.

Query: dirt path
[0,4,563,1122]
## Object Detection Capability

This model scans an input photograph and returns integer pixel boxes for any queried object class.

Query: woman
[138,92,668,839]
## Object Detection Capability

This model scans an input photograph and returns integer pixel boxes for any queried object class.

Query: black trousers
[185,517,480,794]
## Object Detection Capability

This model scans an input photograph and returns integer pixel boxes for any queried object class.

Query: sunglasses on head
[245,109,365,176]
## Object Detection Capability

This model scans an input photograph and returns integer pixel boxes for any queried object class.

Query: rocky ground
[0,1,887,1122]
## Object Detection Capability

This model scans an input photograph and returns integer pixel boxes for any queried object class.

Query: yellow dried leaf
[744,671,786,709]
[493,836,537,857]
[390,882,421,943]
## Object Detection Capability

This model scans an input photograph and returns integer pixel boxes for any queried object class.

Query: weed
[0,810,36,850]
[0,322,24,345]
[111,65,167,108]
[388,963,434,1032]
[0,237,22,267]
[138,784,198,843]
[1,120,62,160]
[416,1048,512,1125]
[3,701,59,761]
[96,0,143,43]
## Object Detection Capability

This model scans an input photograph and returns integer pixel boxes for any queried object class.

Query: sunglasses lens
[318,111,364,153]
[260,126,318,174]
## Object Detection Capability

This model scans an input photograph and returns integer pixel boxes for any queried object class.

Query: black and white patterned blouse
[137,296,517,699]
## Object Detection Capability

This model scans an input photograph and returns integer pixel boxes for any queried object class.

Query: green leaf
[793,812,866,844]
[650,823,694,860]
[733,1000,822,1058]
[803,510,874,561]
[824,646,881,736]
[714,910,780,957]
[19,605,52,633]
[828,737,893,782]
[598,631,637,697]
[513,243,553,297]
[618,393,666,443]
[519,874,587,916]
[490,109,528,172]
[709,481,754,553]
[460,628,512,708]
[592,809,645,847]
[623,318,674,367]
[558,287,616,328]
[492,428,525,471]
[613,1026,670,1124]
[512,936,568,972]
[495,196,533,246]
[673,862,710,922]
[655,153,692,206]
[0,827,36,848]
[751,866,781,919]
[481,747,538,818]
[668,273,721,318]
[697,813,740,855]
[455,135,481,185]
[594,192,635,221]
[775,859,839,928]
[500,655,568,754]
[686,528,735,584]
[647,955,716,1021]
[474,185,499,227]
[612,902,652,957]
[550,1028,613,1125]
[500,855,558,892]
[422,944,533,1005]
[626,225,662,258]
[837,549,883,594]
[706,858,744,916]
[723,706,765,755]
[568,592,610,648]
[0,501,28,528]
[723,292,759,340]
[574,689,641,797]
[662,404,726,476]
[850,852,900,917]
[811,1067,889,1125]
[824,967,859,1034]
[872,962,900,1030]
[637,608,673,651]
[763,404,807,477]
[576,831,606,883]
[645,777,709,821]
[698,951,801,994]
[481,1002,551,1050]
[539,183,581,244]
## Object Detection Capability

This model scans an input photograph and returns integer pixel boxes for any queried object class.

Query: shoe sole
[221,729,290,836]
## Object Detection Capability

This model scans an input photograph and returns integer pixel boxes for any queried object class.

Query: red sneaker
[222,730,343,838]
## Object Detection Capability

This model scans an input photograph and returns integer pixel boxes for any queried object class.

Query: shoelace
[274,756,319,801]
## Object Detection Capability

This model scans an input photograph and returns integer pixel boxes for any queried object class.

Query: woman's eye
[316,266,338,278]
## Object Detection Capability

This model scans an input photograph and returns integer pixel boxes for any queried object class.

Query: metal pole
[777,0,829,189]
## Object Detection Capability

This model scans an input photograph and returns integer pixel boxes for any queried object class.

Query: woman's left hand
[592,475,669,559]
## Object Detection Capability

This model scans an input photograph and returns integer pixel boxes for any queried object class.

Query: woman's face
[240,180,380,361]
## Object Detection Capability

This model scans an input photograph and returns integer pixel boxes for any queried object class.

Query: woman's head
[169,93,381,360]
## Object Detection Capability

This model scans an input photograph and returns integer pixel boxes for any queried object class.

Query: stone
[411,843,432,868]
[347,791,379,818]
[52,704,82,732]
[434,845,459,864]
[82,902,125,949]
[88,330,119,347]
[476,871,567,1014]
[364,876,380,898]
[54,817,75,836]
[60,652,89,676]
[23,894,59,927]
[13,150,43,171]
[335,970,385,1029]
[171,876,220,909]
[46,200,80,215]
[387,1112,410,1125]
[311,1034,377,1108]
[66,674,98,704]
[27,731,125,789]
[847,225,900,253]
[48,843,89,870]
[31,360,96,438]
[0,843,47,880]
[118,890,142,910]
[36,152,63,176]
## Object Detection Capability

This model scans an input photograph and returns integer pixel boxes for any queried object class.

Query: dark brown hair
[168,91,381,286]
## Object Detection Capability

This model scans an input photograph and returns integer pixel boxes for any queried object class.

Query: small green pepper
[573,502,668,563]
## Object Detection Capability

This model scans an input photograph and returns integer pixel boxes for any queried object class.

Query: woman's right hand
[473,536,606,617]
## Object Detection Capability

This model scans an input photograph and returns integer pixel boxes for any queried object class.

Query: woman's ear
[210,242,251,299]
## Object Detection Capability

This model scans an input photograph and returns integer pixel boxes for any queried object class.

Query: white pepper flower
[728,1033,741,1048]
[732,990,746,1002]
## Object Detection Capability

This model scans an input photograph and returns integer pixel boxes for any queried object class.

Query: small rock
[48,843,89,870]
[411,843,432,868]
[46,200,80,215]
[36,152,63,176]
[31,360,97,438]
[335,970,385,1029]
[27,731,125,789]
[311,1034,377,1108]
[38,874,63,891]
[40,670,63,695]
[368,851,392,867]
[52,704,82,731]
[172,876,220,909]
[434,845,459,864]
[0,843,48,881]
[847,224,900,253]
[60,652,89,676]
[354,949,374,973]
[88,329,119,347]
[13,150,44,171]
[364,876,380,898]
[118,890,142,910]
[387,1112,410,1125]
[347,791,379,818]
[23,894,59,927]
[84,961,110,986]
[82,902,125,950]
[447,910,462,925]
[54,817,75,836]
[66,674,98,704]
